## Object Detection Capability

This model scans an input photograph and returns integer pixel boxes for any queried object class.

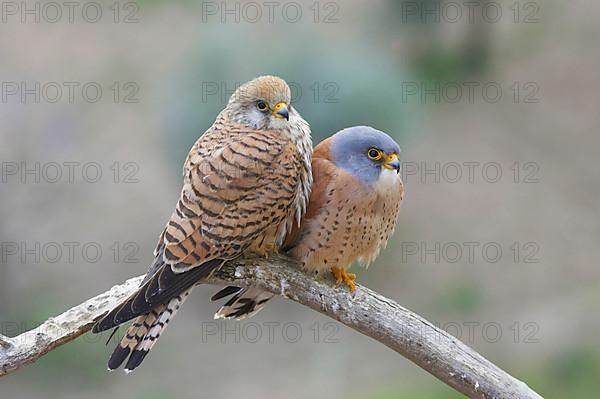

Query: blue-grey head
[328,126,401,186]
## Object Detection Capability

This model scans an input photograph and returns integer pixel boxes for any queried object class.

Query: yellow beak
[273,102,289,120]
[383,153,401,173]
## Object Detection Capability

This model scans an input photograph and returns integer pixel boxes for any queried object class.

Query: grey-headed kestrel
[212,126,404,319]
[92,76,312,371]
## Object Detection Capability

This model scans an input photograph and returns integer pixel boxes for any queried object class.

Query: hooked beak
[273,102,289,120]
[383,153,401,173]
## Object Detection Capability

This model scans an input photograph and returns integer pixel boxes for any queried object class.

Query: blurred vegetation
[392,1,492,74]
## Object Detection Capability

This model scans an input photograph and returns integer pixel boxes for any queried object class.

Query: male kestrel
[212,126,404,319]
[92,76,312,372]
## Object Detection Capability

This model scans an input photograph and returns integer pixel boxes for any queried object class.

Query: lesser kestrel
[92,76,312,371]
[213,126,404,319]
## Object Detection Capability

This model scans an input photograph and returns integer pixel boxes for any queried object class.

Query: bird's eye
[367,148,383,160]
[256,101,269,112]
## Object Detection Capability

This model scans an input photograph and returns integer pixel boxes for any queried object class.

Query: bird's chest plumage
[292,169,403,273]
[246,125,312,256]
[350,186,402,266]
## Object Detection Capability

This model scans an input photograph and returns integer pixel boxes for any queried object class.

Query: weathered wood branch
[0,256,543,398]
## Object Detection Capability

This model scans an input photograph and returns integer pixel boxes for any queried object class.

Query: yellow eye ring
[256,101,269,112]
[367,148,383,160]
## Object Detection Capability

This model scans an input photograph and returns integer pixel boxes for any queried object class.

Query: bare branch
[1,275,143,376]
[0,256,543,398]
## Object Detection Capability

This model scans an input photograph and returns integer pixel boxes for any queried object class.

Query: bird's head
[328,126,402,190]
[226,75,295,130]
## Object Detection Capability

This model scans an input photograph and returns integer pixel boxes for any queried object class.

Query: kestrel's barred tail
[93,256,223,333]
[108,289,192,372]
[212,286,274,320]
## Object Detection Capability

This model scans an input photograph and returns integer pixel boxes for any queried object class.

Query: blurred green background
[1,0,599,398]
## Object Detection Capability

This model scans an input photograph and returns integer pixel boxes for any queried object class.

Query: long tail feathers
[211,286,274,320]
[108,288,192,372]
[93,258,223,334]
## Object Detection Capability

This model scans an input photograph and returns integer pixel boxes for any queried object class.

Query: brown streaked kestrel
[92,76,312,372]
[213,126,404,319]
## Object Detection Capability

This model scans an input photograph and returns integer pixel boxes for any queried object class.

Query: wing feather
[94,118,304,332]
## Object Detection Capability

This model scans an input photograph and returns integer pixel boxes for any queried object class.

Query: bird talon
[331,267,343,284]
[344,275,357,293]
[331,267,357,293]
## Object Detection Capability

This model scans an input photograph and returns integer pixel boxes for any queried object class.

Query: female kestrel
[92,76,313,371]
[213,126,404,319]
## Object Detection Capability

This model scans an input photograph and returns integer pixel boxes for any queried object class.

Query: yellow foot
[331,267,357,293]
